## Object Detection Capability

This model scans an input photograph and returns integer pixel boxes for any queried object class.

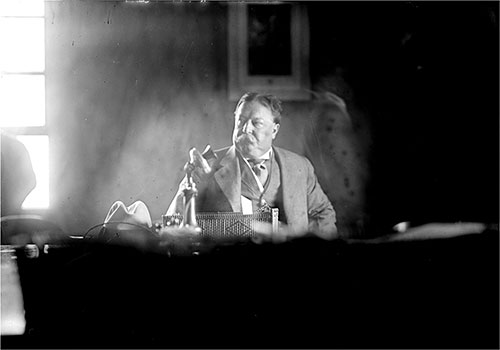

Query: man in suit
[167,92,337,240]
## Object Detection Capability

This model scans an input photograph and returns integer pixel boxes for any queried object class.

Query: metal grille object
[162,209,279,240]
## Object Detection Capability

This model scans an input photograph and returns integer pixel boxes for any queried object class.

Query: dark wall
[43,1,498,237]
[309,1,499,233]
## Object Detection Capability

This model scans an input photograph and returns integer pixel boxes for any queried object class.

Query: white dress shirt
[240,148,272,214]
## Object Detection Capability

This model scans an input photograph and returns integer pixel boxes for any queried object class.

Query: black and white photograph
[1,0,498,348]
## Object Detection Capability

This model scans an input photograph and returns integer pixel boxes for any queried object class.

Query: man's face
[232,101,280,159]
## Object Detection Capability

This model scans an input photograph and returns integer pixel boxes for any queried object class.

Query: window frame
[1,1,49,212]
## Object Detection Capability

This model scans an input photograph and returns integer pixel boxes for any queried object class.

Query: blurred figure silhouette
[1,130,36,216]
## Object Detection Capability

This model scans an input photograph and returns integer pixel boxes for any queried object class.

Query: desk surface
[1,229,499,349]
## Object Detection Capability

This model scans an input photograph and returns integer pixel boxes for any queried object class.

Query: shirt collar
[245,148,272,163]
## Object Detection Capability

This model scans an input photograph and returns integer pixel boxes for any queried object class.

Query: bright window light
[0,74,45,127]
[2,0,48,211]
[16,135,49,209]
[0,17,45,72]
[0,0,44,17]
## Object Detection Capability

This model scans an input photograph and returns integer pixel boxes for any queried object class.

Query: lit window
[0,75,45,127]
[0,0,44,17]
[0,0,48,210]
[0,17,45,72]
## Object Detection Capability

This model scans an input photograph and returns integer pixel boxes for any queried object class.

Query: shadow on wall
[303,91,371,239]
[45,1,232,234]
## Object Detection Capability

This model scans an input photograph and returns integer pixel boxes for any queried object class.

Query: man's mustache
[236,133,256,143]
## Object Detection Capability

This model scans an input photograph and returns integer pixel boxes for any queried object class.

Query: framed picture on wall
[228,3,311,101]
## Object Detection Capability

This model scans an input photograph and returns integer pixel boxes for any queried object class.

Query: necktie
[249,159,269,187]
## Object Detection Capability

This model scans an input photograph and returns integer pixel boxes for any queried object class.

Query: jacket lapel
[213,146,242,212]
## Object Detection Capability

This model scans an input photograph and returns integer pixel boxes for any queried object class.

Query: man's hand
[187,146,214,184]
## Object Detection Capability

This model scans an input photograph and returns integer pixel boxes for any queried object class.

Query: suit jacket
[167,146,337,239]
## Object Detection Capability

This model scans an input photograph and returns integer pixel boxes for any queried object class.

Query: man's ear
[272,123,280,139]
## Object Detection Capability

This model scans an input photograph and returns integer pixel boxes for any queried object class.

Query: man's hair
[234,92,283,124]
